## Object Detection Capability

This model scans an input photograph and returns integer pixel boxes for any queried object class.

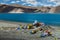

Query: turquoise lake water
[0,13,60,26]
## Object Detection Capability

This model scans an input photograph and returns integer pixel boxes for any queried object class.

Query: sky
[0,0,60,7]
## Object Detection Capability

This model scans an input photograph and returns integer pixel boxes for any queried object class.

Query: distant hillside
[0,4,60,13]
[49,6,60,13]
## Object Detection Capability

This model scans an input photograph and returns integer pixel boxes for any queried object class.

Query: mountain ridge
[0,4,60,13]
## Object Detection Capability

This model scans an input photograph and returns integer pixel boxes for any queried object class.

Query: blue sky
[0,0,60,7]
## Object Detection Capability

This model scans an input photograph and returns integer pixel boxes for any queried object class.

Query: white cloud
[49,0,56,2]
[49,0,60,2]
[21,0,57,7]
[10,1,16,3]
[0,3,6,4]
[56,2,60,5]
[49,0,60,3]
[10,1,20,3]
[21,0,41,6]
[43,4,53,7]
[3,0,10,2]
[28,5,32,6]
[48,0,60,6]
[2,0,60,7]
[16,1,20,3]
[21,0,24,1]
[22,3,26,5]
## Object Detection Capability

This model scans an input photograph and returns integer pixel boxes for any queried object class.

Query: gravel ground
[0,29,59,40]
[0,21,60,40]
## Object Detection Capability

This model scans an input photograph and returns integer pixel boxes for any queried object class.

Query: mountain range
[0,4,60,13]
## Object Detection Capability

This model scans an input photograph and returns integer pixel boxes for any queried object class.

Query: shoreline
[0,20,60,27]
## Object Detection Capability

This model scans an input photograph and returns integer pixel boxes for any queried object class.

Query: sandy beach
[0,20,60,40]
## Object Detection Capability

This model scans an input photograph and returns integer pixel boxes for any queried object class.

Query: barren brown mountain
[0,4,60,13]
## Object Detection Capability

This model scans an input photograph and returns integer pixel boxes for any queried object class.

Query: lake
[0,13,60,26]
